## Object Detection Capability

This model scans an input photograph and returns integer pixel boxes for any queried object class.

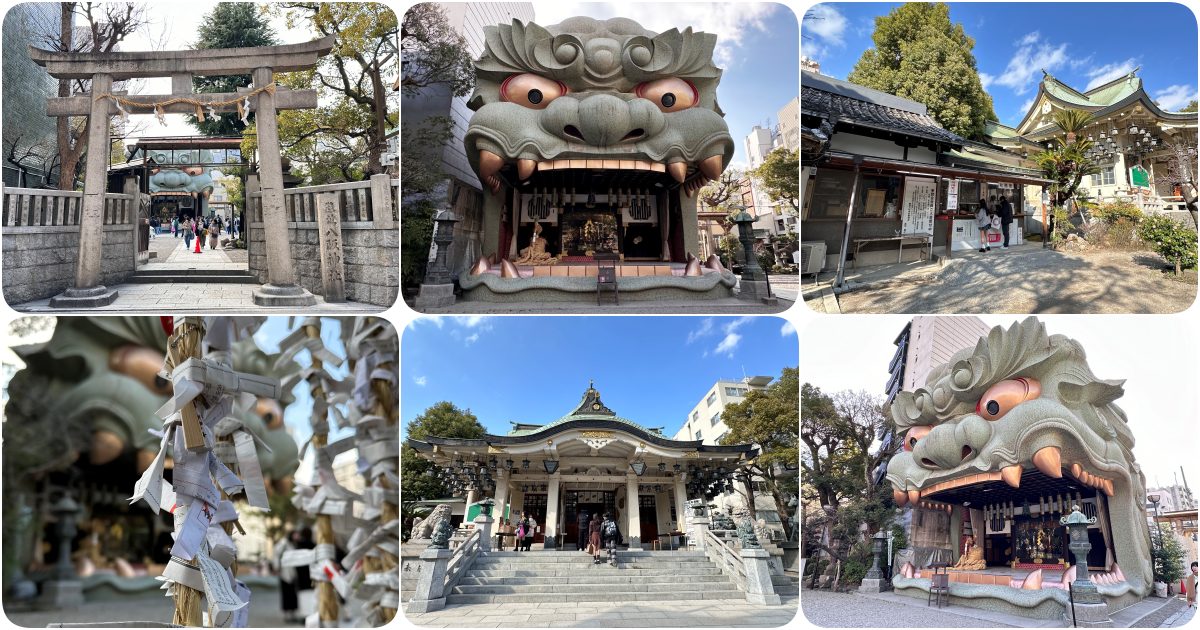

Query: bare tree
[1158,138,1199,225]
[698,168,745,210]
[38,3,148,190]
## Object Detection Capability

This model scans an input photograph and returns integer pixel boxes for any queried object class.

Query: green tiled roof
[505,383,660,436]
[1041,71,1141,109]
[984,121,1019,138]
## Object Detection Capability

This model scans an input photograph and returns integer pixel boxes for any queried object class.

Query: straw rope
[93,83,276,122]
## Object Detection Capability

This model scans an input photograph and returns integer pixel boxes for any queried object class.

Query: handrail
[443,527,481,592]
[703,529,748,590]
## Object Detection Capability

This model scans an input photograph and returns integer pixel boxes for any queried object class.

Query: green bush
[756,249,775,271]
[1137,214,1199,274]
[890,524,908,553]
[401,199,437,290]
[1050,206,1074,243]
[841,558,867,586]
[1092,200,1144,225]
[1152,529,1188,587]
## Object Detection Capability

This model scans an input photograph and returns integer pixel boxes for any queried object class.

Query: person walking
[588,513,602,564]
[601,512,620,566]
[193,219,202,254]
[577,510,590,552]
[998,195,1014,249]
[1188,561,1197,608]
[522,513,537,552]
[183,218,193,250]
[975,199,992,253]
[208,221,219,250]
[172,217,178,238]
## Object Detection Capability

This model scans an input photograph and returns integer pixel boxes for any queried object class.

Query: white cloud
[723,317,755,335]
[414,376,428,386]
[1084,58,1139,91]
[531,2,780,67]
[1017,97,1036,119]
[781,321,797,336]
[687,318,716,344]
[465,333,480,345]
[990,32,1072,95]
[804,4,847,46]
[979,73,994,90]
[456,316,492,329]
[1153,84,1197,111]
[713,333,743,358]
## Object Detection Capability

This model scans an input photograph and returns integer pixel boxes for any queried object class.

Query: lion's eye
[903,425,932,451]
[635,78,697,112]
[977,377,1041,421]
[108,345,171,396]
[500,73,567,109]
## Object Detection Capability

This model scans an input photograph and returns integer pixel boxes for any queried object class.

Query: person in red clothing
[588,513,602,563]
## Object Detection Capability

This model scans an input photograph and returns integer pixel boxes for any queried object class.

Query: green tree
[188,3,279,136]
[1180,100,1198,113]
[847,3,996,139]
[400,3,475,97]
[271,3,400,177]
[1137,214,1198,275]
[400,117,454,290]
[720,367,799,528]
[400,402,486,509]
[751,149,800,213]
[1151,528,1188,591]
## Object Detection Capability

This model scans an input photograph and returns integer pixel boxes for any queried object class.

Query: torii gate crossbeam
[30,36,334,308]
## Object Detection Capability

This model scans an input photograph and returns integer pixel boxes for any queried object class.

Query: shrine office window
[1092,165,1115,186]
[706,392,717,407]
[807,168,857,218]
[855,173,903,218]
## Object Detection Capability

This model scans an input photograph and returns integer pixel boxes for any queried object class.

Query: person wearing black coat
[997,196,1014,249]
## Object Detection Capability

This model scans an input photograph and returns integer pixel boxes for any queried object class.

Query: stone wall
[3,225,135,304]
[247,175,398,307]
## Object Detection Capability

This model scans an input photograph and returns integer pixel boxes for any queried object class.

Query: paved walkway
[5,587,291,627]
[412,295,794,315]
[807,244,1196,314]
[405,596,798,628]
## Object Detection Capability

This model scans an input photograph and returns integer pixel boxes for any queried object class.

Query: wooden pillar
[251,66,315,305]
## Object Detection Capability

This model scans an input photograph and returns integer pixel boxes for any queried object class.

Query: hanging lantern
[658,463,667,473]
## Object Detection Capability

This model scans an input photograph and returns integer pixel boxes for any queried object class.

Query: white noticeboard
[946,179,959,211]
[901,177,937,236]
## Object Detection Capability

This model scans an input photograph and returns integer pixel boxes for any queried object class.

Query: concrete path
[405,596,798,628]
[13,284,374,313]
[4,586,291,627]
[810,244,1196,314]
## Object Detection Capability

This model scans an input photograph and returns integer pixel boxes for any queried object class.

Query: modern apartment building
[674,375,773,444]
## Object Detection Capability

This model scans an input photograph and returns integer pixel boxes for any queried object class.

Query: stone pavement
[404,596,798,628]
[411,296,794,315]
[806,243,1196,314]
[4,586,291,627]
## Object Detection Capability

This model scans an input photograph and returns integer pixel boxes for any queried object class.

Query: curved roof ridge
[1083,66,1141,96]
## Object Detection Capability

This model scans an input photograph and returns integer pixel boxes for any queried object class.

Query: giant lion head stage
[454,17,738,300]
[885,317,1153,618]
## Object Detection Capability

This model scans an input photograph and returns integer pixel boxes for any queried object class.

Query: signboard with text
[946,179,959,211]
[1130,165,1150,189]
[901,177,936,235]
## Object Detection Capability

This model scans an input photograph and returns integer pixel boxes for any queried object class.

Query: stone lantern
[415,209,460,309]
[729,205,774,303]
[40,493,84,608]
[859,530,892,593]
[1059,505,1112,627]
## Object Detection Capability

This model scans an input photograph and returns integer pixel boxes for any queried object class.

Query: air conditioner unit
[799,241,826,276]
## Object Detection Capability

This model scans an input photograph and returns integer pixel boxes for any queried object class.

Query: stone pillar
[126,176,141,271]
[481,192,503,260]
[680,190,700,259]
[740,548,782,605]
[50,72,118,308]
[626,474,641,549]
[315,191,346,302]
[494,470,509,525]
[543,473,561,549]
[407,547,453,613]
[691,517,711,551]
[369,173,395,230]
[465,488,477,508]
[250,66,316,307]
[473,514,494,552]
[674,477,688,532]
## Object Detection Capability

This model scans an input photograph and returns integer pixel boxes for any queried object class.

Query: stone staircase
[447,550,744,604]
[128,268,257,284]
[771,573,799,597]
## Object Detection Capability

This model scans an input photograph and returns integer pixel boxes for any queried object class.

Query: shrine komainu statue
[886,317,1153,614]
[410,504,453,541]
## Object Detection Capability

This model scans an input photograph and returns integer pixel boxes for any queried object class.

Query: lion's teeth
[699,154,723,180]
[1032,446,1062,478]
[479,149,504,180]
[517,159,536,180]
[1001,465,1022,488]
[667,161,687,183]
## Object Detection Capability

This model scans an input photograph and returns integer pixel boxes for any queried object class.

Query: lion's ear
[1058,380,1125,406]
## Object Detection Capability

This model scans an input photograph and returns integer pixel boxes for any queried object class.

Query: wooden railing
[2,187,136,227]
[703,529,749,591]
[443,527,481,593]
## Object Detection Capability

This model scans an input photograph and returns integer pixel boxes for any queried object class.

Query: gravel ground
[800,589,1015,628]
[834,247,1196,314]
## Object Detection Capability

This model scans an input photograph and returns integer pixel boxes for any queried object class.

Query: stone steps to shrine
[128,269,257,284]
[448,549,743,605]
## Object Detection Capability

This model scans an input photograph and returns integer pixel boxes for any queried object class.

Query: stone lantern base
[415,283,456,309]
[737,279,776,304]
[39,579,84,609]
[857,577,891,593]
[1063,601,1113,627]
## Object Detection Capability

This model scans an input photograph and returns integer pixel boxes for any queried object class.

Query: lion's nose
[913,424,975,470]
[573,94,633,147]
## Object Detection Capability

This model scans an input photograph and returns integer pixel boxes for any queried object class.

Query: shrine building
[405,383,757,549]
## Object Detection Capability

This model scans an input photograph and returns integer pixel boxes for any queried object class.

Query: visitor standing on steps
[601,512,620,566]
[588,513,602,563]
[514,512,526,553]
[523,513,537,551]
[577,510,590,551]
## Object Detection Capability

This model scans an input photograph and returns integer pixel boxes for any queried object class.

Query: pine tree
[188,3,279,136]
[847,3,996,140]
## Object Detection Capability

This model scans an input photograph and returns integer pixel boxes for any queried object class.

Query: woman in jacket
[975,198,992,253]
[588,514,602,564]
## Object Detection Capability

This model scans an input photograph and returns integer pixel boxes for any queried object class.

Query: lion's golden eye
[500,73,567,110]
[256,397,284,430]
[635,78,698,112]
[977,377,1041,421]
[108,345,171,396]
[903,425,932,451]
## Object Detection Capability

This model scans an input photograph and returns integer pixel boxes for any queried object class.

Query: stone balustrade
[702,528,781,606]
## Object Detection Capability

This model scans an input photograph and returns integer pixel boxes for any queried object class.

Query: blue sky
[802,2,1199,126]
[400,316,799,439]
[529,2,800,169]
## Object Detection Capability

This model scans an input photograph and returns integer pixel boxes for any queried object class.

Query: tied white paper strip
[160,556,206,592]
[276,326,345,371]
[233,430,270,509]
[173,442,221,507]
[129,421,177,513]
[172,499,216,561]
[197,545,248,613]
[317,559,350,598]
[203,316,267,353]
[341,520,399,570]
[233,581,251,628]
[206,526,237,568]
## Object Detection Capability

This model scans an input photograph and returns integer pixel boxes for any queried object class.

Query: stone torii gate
[30,37,335,308]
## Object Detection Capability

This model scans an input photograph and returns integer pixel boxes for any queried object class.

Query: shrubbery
[401,199,437,290]
[1092,200,1144,225]
[1137,214,1198,274]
